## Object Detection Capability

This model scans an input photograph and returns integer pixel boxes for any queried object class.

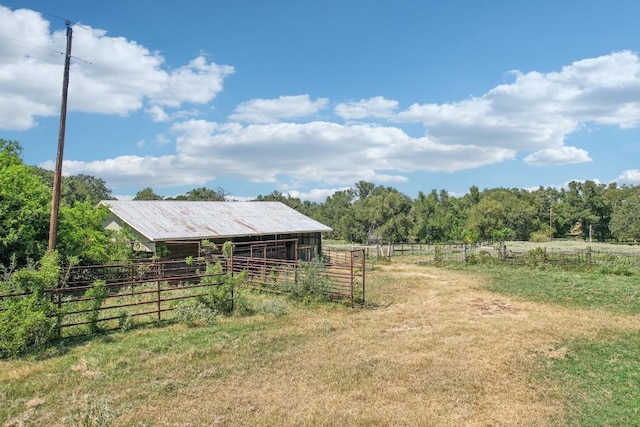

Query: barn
[100,200,332,261]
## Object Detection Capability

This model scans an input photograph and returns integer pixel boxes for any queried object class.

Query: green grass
[0,306,306,425]
[541,331,640,426]
[457,264,640,314]
[450,263,640,426]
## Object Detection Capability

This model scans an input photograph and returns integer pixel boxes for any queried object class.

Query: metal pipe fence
[1,249,366,338]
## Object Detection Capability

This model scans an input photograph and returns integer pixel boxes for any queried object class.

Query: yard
[1,257,638,426]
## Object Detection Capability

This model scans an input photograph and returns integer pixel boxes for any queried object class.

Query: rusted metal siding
[100,201,332,242]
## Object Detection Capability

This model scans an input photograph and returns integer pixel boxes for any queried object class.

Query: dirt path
[132,262,639,426]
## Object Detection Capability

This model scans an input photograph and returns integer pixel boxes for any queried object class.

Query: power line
[1,0,92,31]
[0,32,92,64]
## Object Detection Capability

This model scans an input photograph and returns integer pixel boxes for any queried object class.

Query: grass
[458,264,640,314]
[1,258,639,426]
[451,261,640,426]
[539,330,640,426]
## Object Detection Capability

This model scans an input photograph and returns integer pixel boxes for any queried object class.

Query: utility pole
[48,20,72,251]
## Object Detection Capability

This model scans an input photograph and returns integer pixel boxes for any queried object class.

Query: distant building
[100,200,332,261]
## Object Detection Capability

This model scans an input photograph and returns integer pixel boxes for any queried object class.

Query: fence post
[463,243,468,263]
[350,250,354,308]
[155,260,161,323]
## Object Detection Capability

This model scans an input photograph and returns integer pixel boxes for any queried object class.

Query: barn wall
[158,232,324,261]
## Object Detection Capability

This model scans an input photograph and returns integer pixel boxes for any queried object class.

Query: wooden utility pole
[48,20,73,251]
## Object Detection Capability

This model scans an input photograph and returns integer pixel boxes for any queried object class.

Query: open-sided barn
[100,200,332,261]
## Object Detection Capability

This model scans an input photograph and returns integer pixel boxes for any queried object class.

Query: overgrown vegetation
[279,258,332,304]
[0,252,61,358]
[84,281,109,334]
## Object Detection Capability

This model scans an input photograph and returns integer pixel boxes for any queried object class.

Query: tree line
[2,138,639,270]
[254,180,640,245]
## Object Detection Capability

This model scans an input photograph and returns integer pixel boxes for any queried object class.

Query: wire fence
[326,242,640,270]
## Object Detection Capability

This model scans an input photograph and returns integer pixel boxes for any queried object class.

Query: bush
[200,262,252,316]
[530,231,552,243]
[597,258,638,276]
[256,299,288,317]
[84,280,109,334]
[280,259,332,303]
[173,300,218,327]
[0,252,62,358]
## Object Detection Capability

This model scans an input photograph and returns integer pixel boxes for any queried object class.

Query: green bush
[0,252,62,358]
[84,280,109,334]
[173,300,218,327]
[200,262,252,316]
[280,259,332,303]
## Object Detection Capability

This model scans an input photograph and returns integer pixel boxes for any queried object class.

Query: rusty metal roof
[100,201,332,242]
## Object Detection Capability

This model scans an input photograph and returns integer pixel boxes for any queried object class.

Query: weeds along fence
[229,249,366,306]
[327,243,640,271]
[0,250,366,338]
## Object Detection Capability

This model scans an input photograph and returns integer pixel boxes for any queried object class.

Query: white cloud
[48,119,513,189]
[13,15,640,196]
[286,188,352,203]
[524,146,592,166]
[147,105,169,122]
[0,5,233,130]
[395,50,640,165]
[616,169,640,185]
[229,95,328,123]
[335,96,399,120]
[41,154,215,188]
[155,134,170,145]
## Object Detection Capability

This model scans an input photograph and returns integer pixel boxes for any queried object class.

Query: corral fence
[0,248,365,338]
[325,242,640,270]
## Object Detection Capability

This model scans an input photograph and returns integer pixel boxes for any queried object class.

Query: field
[1,257,639,426]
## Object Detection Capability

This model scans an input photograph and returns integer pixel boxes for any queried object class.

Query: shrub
[280,259,332,304]
[173,300,218,327]
[256,299,288,317]
[530,231,552,243]
[597,258,638,276]
[0,252,62,358]
[200,262,251,316]
[84,280,109,334]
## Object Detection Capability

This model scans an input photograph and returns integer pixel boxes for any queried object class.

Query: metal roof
[100,201,332,242]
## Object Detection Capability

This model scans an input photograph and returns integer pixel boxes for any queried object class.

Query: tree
[317,189,355,240]
[466,198,505,241]
[0,140,50,267]
[412,189,463,243]
[566,180,614,241]
[133,187,164,200]
[609,190,640,242]
[57,201,133,265]
[32,168,114,205]
[62,174,113,205]
[255,190,302,210]
[353,185,413,243]
[175,186,227,201]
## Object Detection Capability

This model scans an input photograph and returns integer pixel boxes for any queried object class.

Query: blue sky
[1,0,640,201]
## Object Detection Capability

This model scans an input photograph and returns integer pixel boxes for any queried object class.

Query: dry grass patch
[2,259,638,426]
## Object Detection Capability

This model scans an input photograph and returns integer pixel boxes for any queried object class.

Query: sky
[1,0,640,202]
